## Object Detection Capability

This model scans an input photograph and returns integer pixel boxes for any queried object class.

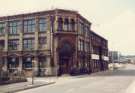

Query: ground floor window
[7,57,19,69]
[23,57,33,69]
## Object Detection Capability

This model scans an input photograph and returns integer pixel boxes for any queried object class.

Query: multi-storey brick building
[0,9,108,77]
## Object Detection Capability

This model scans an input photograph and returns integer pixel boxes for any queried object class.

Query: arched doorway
[58,41,74,75]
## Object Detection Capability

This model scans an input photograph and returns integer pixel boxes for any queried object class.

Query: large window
[0,40,4,50]
[79,22,85,35]
[8,39,19,50]
[39,18,47,32]
[85,26,90,37]
[39,37,47,49]
[24,19,35,33]
[63,18,69,31]
[8,21,20,35]
[79,40,85,51]
[8,57,19,69]
[57,17,63,31]
[70,19,75,31]
[23,39,34,50]
[0,23,5,35]
[85,42,90,52]
[23,57,32,68]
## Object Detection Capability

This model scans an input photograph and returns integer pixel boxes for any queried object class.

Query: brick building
[0,9,108,76]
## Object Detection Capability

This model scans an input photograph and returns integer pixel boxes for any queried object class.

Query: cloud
[93,10,135,55]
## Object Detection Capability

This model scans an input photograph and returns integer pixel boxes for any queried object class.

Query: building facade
[0,9,108,77]
[109,51,119,63]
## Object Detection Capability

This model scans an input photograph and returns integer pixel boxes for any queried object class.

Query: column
[33,56,38,76]
[34,17,39,50]
[4,22,8,51]
[18,56,22,72]
[19,19,23,51]
[3,57,7,71]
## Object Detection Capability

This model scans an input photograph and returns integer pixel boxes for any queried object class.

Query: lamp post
[32,59,35,85]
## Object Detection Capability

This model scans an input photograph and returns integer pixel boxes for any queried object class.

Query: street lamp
[32,59,35,85]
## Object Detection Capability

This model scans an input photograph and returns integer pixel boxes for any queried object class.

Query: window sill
[8,34,19,36]
[23,32,35,34]
[24,68,32,70]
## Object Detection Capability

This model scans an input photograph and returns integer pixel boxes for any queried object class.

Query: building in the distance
[0,9,108,77]
[109,51,119,63]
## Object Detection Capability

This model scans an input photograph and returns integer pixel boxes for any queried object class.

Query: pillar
[4,22,8,51]
[19,19,23,51]
[34,17,39,50]
[18,56,22,72]
[3,57,7,71]
[33,56,38,76]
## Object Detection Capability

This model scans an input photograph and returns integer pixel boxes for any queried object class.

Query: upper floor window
[8,21,20,35]
[23,39,34,50]
[79,22,85,35]
[8,39,19,50]
[85,42,90,52]
[78,40,81,51]
[63,18,69,31]
[70,19,75,31]
[39,18,47,32]
[57,17,63,31]
[0,40,4,50]
[39,37,47,49]
[24,19,35,33]
[79,40,84,51]
[0,23,5,35]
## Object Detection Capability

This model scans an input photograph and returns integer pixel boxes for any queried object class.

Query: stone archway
[58,41,75,75]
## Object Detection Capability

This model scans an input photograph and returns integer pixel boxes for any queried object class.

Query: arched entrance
[58,41,74,75]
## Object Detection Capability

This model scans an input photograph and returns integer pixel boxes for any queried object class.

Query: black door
[59,57,70,75]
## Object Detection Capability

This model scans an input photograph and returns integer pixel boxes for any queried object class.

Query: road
[17,64,135,93]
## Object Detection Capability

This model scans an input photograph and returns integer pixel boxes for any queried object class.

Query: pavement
[15,64,135,93]
[0,77,55,93]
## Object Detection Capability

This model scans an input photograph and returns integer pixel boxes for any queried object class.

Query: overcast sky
[0,0,135,55]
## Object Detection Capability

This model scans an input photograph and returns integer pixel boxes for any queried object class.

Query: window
[23,57,32,68]
[0,23,5,35]
[0,40,4,50]
[79,40,84,51]
[57,17,63,31]
[70,19,75,31]
[8,39,19,50]
[82,40,85,51]
[86,27,89,37]
[79,22,85,35]
[24,19,35,33]
[39,37,47,49]
[63,18,69,31]
[39,18,47,32]
[23,39,34,50]
[85,42,90,52]
[8,21,20,35]
[78,40,81,51]
[8,57,19,68]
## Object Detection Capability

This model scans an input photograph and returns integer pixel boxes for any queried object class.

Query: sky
[0,0,135,55]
